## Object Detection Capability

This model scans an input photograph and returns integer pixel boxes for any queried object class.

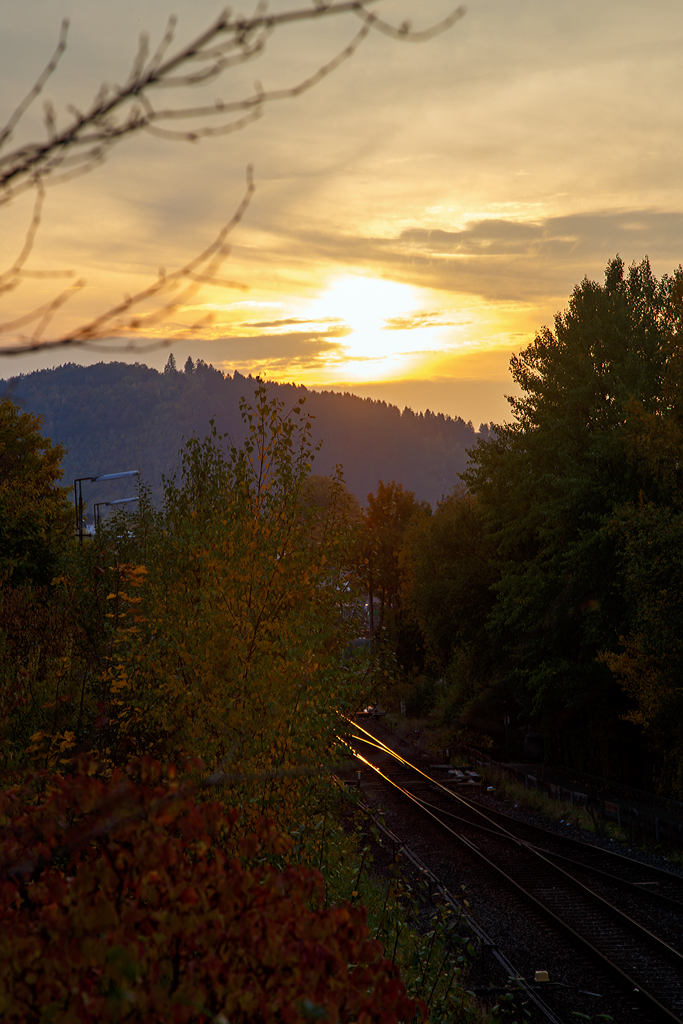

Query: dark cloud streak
[400,211,683,260]
[382,311,467,330]
[205,329,348,372]
[239,316,343,329]
[274,209,683,303]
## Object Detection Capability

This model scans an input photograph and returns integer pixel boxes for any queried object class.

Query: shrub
[0,760,424,1024]
[406,677,437,718]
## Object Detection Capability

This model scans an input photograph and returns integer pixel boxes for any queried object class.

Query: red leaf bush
[0,761,424,1023]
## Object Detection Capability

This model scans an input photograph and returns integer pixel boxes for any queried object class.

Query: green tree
[362,480,430,636]
[462,256,683,777]
[163,352,178,374]
[301,473,361,544]
[402,489,497,702]
[4,384,367,828]
[0,398,72,586]
[596,324,683,794]
[600,503,683,795]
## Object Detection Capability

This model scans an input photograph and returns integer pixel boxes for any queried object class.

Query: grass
[479,766,642,845]
[481,766,683,863]
[364,716,683,864]
[309,782,497,1023]
[480,766,584,825]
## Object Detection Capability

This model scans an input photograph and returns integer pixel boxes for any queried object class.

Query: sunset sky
[2,0,683,426]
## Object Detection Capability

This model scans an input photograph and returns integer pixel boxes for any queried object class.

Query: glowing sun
[308,275,420,379]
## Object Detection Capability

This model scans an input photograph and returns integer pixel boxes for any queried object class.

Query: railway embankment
[350,715,683,1023]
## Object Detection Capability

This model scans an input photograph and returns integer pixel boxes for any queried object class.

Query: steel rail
[349,719,683,888]
[348,725,683,1023]
[441,770,683,886]
[351,729,683,958]
[406,790,683,914]
[332,777,567,1024]
[374,770,683,917]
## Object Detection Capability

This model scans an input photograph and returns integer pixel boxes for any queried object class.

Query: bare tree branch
[0,2,387,203]
[0,279,85,336]
[0,2,465,202]
[0,166,255,356]
[0,183,46,296]
[0,19,68,153]
[0,2,465,357]
[355,3,466,41]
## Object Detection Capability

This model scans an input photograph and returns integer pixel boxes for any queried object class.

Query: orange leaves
[179,886,199,905]
[238,832,261,860]
[2,386,366,842]
[87,390,367,827]
[0,763,423,1024]
[25,728,77,769]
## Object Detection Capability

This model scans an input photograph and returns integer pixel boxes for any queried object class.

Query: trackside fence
[455,743,683,848]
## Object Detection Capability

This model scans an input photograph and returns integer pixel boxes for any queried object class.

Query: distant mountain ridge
[2,359,483,510]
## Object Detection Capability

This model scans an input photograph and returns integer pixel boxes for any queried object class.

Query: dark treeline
[7,255,683,801]
[0,378,475,1021]
[394,257,683,799]
[2,358,479,511]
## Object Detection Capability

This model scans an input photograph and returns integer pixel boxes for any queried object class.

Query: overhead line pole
[73,470,139,543]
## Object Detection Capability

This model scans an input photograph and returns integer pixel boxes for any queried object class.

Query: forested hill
[3,359,482,507]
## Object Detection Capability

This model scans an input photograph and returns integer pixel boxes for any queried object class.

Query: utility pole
[368,565,374,655]
[93,496,139,527]
[74,470,139,543]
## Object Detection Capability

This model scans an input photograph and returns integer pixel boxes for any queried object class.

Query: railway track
[343,785,568,1024]
[348,718,683,1023]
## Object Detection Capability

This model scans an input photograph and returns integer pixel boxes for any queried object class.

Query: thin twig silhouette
[0,2,465,357]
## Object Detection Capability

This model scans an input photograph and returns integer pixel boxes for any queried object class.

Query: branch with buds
[0,2,465,357]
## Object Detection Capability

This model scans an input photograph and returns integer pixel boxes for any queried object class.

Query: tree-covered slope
[2,359,478,509]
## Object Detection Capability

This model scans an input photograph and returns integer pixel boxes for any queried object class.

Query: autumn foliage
[0,387,451,1021]
[1,386,367,826]
[0,761,424,1024]
[0,398,72,588]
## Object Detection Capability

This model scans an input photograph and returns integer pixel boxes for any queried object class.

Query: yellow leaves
[26,729,76,768]
[599,638,673,728]
[45,395,365,825]
[58,731,75,753]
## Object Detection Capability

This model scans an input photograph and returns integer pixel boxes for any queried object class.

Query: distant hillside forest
[2,358,485,513]
[6,257,683,798]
